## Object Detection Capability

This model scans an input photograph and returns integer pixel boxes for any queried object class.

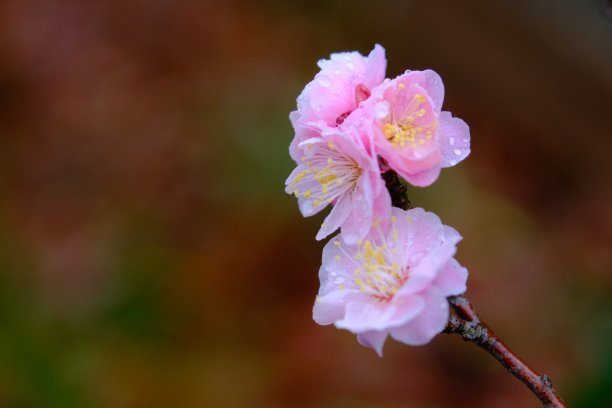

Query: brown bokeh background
[0,1,611,407]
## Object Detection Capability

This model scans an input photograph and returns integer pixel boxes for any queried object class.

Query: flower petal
[402,166,441,187]
[335,294,425,332]
[357,330,388,357]
[316,193,352,241]
[390,287,449,346]
[402,69,445,110]
[433,258,468,297]
[439,111,470,168]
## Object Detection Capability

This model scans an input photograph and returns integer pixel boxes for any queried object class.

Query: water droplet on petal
[449,159,457,166]
[316,75,332,88]
[449,137,455,146]
[462,137,469,143]
[346,62,355,70]
[334,277,345,285]
[454,149,462,156]
[310,100,323,112]
[334,69,341,75]
[409,253,421,264]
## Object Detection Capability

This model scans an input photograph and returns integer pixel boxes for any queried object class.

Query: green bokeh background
[0,0,611,406]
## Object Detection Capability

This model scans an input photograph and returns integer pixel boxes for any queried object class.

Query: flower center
[350,224,408,301]
[290,141,362,209]
[382,89,437,150]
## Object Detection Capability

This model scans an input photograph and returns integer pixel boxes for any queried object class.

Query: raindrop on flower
[333,277,345,285]
[316,75,333,88]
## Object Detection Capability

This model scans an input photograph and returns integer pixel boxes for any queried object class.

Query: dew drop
[346,62,355,70]
[449,137,455,146]
[334,277,345,285]
[310,100,323,112]
[449,159,457,166]
[334,69,341,75]
[453,148,462,156]
[316,75,332,88]
[462,137,469,143]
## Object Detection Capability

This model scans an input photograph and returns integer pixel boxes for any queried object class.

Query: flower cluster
[286,45,470,355]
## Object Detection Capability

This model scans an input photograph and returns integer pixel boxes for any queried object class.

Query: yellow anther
[398,83,405,90]
[334,255,341,261]
[333,240,341,246]
[294,170,307,183]
[303,190,312,199]
[390,216,397,223]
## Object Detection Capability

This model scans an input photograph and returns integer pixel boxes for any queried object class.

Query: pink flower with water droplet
[313,207,468,356]
[364,70,470,186]
[289,44,386,161]
[285,125,390,244]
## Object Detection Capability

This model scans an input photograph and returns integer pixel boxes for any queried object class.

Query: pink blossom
[312,207,468,356]
[289,44,386,161]
[285,125,390,244]
[365,70,470,186]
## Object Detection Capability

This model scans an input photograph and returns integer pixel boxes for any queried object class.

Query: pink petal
[362,44,387,90]
[313,289,362,325]
[313,263,366,325]
[439,111,470,168]
[316,193,352,241]
[402,166,441,187]
[390,287,449,346]
[393,208,444,263]
[402,69,445,110]
[340,179,375,244]
[357,330,388,357]
[433,258,468,297]
[321,236,358,275]
[335,294,425,332]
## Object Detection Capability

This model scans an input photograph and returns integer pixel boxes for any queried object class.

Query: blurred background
[0,0,610,406]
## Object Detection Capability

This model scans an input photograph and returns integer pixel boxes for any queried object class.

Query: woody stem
[444,295,567,408]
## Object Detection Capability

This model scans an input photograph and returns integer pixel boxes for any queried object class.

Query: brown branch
[383,170,412,210]
[445,295,567,408]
